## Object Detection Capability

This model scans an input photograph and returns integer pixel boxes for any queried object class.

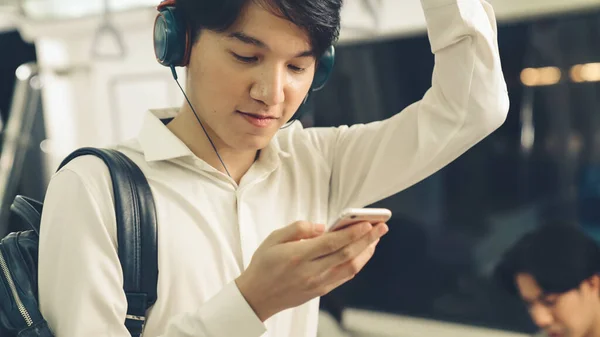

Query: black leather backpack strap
[58,147,158,337]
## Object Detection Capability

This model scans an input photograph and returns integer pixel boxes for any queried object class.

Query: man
[37,0,509,336]
[494,224,600,337]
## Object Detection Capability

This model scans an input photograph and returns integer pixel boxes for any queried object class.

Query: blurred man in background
[495,224,600,337]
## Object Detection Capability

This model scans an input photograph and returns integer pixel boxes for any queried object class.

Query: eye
[288,64,306,73]
[540,297,558,307]
[231,53,258,64]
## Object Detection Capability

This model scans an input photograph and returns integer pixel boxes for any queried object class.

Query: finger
[312,223,387,273]
[319,238,380,287]
[299,221,373,260]
[265,221,325,245]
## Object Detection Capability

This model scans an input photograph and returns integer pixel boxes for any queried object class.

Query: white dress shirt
[37,0,509,336]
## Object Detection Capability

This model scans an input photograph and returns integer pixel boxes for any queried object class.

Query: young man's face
[516,273,600,337]
[185,1,317,152]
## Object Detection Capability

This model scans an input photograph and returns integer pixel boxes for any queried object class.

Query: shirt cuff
[197,281,266,336]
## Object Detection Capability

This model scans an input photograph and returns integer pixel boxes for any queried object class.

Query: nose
[530,304,554,329]
[250,65,286,107]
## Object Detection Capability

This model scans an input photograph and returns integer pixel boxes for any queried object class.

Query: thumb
[267,221,326,245]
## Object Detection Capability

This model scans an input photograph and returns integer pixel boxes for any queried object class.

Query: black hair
[177,0,342,58]
[494,222,600,297]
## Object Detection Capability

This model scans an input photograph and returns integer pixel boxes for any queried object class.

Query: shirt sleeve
[38,158,266,337]
[308,0,509,217]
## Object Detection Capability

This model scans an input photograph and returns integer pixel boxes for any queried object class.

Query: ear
[584,274,600,296]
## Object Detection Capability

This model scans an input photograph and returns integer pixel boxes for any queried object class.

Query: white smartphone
[328,208,392,232]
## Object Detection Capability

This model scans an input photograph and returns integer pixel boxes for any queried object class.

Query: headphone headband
[157,0,176,10]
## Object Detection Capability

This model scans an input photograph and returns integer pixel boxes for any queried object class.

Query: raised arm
[308,0,509,216]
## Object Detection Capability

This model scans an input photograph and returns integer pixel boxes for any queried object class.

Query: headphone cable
[170,65,232,178]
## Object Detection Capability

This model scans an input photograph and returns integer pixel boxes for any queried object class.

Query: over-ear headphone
[153,0,335,95]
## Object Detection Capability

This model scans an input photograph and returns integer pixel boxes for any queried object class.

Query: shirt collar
[137,108,291,166]
[138,108,194,162]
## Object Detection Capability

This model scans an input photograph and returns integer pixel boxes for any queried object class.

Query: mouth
[237,110,279,128]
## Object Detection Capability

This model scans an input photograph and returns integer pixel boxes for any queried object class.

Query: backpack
[0,148,158,337]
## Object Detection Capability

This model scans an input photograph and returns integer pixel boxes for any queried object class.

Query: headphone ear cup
[153,6,191,67]
[290,46,335,122]
[311,45,335,91]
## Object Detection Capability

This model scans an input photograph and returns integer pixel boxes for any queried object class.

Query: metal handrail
[0,62,44,236]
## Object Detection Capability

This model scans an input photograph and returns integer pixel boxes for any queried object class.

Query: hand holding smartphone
[328,208,392,232]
